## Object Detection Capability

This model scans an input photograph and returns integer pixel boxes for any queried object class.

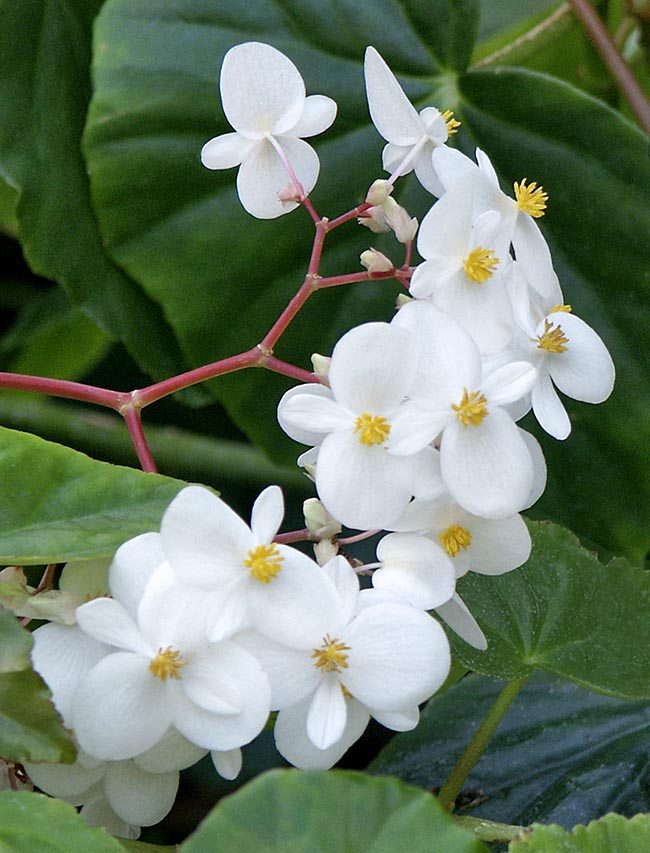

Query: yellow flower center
[149,646,186,681]
[451,388,489,427]
[549,303,572,314]
[439,524,473,557]
[534,319,569,354]
[311,634,350,673]
[513,178,548,218]
[244,543,284,583]
[441,109,461,135]
[463,246,499,283]
[354,413,391,446]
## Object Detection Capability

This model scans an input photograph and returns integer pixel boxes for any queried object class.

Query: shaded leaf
[510,813,650,852]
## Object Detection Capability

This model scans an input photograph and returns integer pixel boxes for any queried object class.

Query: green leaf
[370,672,650,829]
[448,521,650,699]
[82,1,650,560]
[0,427,187,564]
[456,67,650,561]
[402,0,479,72]
[180,769,489,852]
[0,176,18,238]
[0,289,110,381]
[510,814,650,852]
[0,606,74,763]
[0,0,193,387]
[0,791,123,852]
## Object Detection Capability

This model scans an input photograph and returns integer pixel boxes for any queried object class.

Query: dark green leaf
[370,672,650,829]
[510,813,650,852]
[449,521,650,699]
[0,427,186,564]
[180,768,489,852]
[0,0,193,386]
[0,607,74,763]
[0,791,123,852]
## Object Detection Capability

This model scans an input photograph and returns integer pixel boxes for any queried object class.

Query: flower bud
[303,497,342,538]
[360,248,394,274]
[365,179,392,205]
[310,353,331,382]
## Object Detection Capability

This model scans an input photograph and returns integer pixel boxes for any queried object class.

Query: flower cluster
[26,41,615,839]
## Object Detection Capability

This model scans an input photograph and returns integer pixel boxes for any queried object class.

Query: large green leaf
[180,769,489,852]
[0,791,123,852]
[449,521,650,699]
[370,672,650,829]
[0,0,192,386]
[510,814,650,852]
[0,427,186,563]
[0,606,74,763]
[82,1,650,561]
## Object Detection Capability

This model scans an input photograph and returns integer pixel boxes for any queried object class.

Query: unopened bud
[365,179,392,205]
[396,292,412,308]
[303,498,342,538]
[358,205,391,233]
[314,538,339,566]
[386,202,418,244]
[310,353,331,382]
[360,248,394,274]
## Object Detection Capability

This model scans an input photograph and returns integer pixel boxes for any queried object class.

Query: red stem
[0,373,124,410]
[123,408,158,472]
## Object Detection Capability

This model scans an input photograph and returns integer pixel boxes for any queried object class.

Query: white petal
[373,533,456,609]
[545,313,615,403]
[236,136,319,219]
[247,548,341,648]
[328,322,418,413]
[279,391,353,439]
[250,485,284,545]
[200,132,255,169]
[109,532,166,618]
[76,598,151,656]
[182,645,251,716]
[364,47,423,144]
[343,603,450,710]
[321,555,359,627]
[413,142,445,196]
[275,696,369,769]
[25,756,104,800]
[31,623,109,726]
[104,762,178,827]
[466,514,531,575]
[371,705,420,731]
[211,748,242,780]
[431,145,476,193]
[436,593,487,650]
[235,630,319,709]
[220,42,305,136]
[73,653,171,760]
[306,675,348,750]
[207,581,251,643]
[519,429,547,510]
[382,142,415,176]
[291,94,337,137]
[161,485,250,586]
[512,215,559,302]
[277,383,336,445]
[134,728,207,773]
[482,361,537,407]
[441,409,534,518]
[80,796,139,839]
[532,371,571,439]
[316,431,415,530]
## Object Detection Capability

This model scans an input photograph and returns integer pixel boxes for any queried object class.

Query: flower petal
[76,598,151,656]
[104,762,178,827]
[200,132,255,169]
[211,748,242,780]
[292,94,337,137]
[532,371,571,440]
[250,485,284,545]
[109,532,166,619]
[373,533,456,609]
[306,675,347,750]
[364,47,423,145]
[436,592,487,650]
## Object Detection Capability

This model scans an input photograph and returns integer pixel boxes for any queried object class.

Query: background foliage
[1,0,649,849]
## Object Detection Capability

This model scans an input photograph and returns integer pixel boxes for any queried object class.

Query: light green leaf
[0,791,123,852]
[180,769,489,852]
[0,606,74,763]
[371,672,650,828]
[510,813,650,852]
[0,427,186,564]
[449,521,650,699]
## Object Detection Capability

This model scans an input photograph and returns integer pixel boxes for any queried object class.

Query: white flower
[432,146,560,303]
[201,42,337,218]
[409,172,513,354]
[71,564,271,760]
[240,556,450,769]
[390,301,539,518]
[277,322,438,530]
[364,46,459,195]
[159,484,340,647]
[371,532,456,610]
[506,265,615,439]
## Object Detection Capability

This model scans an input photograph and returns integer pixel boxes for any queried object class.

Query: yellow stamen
[244,543,284,583]
[354,413,391,446]
[513,178,548,218]
[440,524,473,557]
[463,246,499,283]
[311,634,350,673]
[534,319,569,354]
[549,303,572,314]
[441,109,461,135]
[451,388,489,427]
[149,646,186,681]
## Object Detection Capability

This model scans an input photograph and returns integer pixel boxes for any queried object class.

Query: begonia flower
[364,46,459,195]
[201,42,337,218]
